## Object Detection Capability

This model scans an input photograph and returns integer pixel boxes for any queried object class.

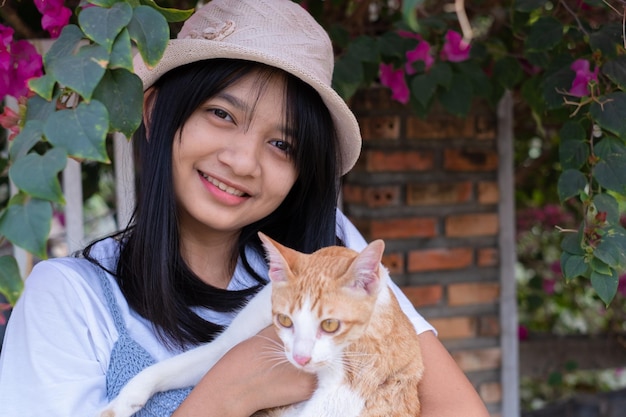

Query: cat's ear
[258,232,294,283]
[348,239,385,295]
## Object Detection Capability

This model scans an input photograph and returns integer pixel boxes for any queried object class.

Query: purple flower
[0,24,43,100]
[379,63,410,104]
[569,59,599,97]
[518,325,529,341]
[440,30,471,63]
[34,0,71,38]
[405,39,434,74]
[618,274,626,297]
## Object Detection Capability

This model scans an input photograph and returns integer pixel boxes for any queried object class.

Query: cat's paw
[97,396,146,417]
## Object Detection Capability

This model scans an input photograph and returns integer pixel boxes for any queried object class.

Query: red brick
[429,316,477,340]
[478,181,499,204]
[359,115,401,141]
[407,182,473,206]
[369,217,437,240]
[407,248,473,272]
[451,348,502,372]
[364,150,434,172]
[363,185,401,208]
[341,184,364,204]
[400,285,443,308]
[477,247,499,267]
[445,213,499,237]
[406,115,475,140]
[448,283,500,306]
[382,252,404,274]
[444,148,498,172]
[479,315,501,337]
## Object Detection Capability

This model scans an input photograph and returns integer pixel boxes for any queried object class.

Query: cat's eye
[320,319,340,333]
[276,314,293,328]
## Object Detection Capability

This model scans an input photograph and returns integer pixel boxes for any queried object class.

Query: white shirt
[0,211,433,416]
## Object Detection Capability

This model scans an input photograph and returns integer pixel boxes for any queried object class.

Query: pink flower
[0,106,21,140]
[0,24,43,101]
[440,30,471,62]
[379,63,410,104]
[618,274,626,297]
[518,325,529,341]
[542,277,556,295]
[34,0,71,38]
[569,59,599,97]
[405,40,434,74]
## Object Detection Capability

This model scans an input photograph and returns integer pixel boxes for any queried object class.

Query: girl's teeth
[203,174,245,197]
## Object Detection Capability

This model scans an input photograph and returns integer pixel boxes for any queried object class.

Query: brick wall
[343,88,503,415]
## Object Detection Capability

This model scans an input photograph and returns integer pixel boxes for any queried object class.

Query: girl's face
[171,71,298,242]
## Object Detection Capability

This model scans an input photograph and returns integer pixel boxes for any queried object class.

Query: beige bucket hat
[133,0,362,175]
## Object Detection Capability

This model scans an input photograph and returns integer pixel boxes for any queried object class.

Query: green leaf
[9,120,44,161]
[591,257,612,276]
[332,53,364,100]
[438,73,473,117]
[429,62,453,89]
[593,193,620,224]
[560,226,584,255]
[87,0,119,6]
[109,29,134,71]
[525,17,563,52]
[410,72,437,107]
[560,252,588,280]
[79,2,133,52]
[28,74,56,101]
[493,56,523,89]
[24,93,58,124]
[0,195,52,259]
[9,148,67,204]
[93,69,143,137]
[458,62,492,98]
[43,100,110,163]
[48,44,109,101]
[602,56,626,91]
[590,268,618,305]
[590,23,622,58]
[590,92,626,139]
[347,36,379,63]
[557,169,587,202]
[559,120,588,170]
[593,137,626,194]
[378,32,411,61]
[139,0,195,22]
[541,65,575,110]
[44,24,83,68]
[401,0,425,31]
[514,0,549,12]
[128,5,169,69]
[594,226,626,270]
[0,256,23,305]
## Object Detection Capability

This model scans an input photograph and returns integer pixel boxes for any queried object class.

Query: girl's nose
[217,134,262,177]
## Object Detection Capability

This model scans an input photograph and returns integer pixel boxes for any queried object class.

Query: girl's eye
[276,314,293,328]
[320,319,340,333]
[270,139,293,154]
[211,108,232,121]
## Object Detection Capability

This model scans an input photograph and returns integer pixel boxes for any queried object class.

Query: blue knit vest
[98,267,193,416]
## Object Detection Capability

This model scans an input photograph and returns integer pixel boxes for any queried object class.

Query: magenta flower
[518,325,529,341]
[618,274,626,297]
[0,303,11,326]
[405,40,435,74]
[0,105,20,141]
[440,30,471,62]
[379,63,410,104]
[569,59,599,97]
[0,24,43,101]
[34,0,71,38]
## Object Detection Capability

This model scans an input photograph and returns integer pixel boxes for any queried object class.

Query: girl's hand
[173,326,316,417]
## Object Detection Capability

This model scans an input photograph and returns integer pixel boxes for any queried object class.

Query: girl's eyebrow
[215,92,294,138]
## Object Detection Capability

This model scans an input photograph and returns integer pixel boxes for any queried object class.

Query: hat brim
[134,39,361,175]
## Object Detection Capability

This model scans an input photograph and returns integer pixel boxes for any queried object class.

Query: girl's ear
[142,88,157,138]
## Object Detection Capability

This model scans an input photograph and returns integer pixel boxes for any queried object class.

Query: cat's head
[259,233,386,373]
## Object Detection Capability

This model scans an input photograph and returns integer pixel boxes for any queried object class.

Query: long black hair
[84,59,342,348]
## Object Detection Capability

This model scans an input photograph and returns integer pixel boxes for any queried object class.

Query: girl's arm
[418,330,490,417]
[172,326,316,417]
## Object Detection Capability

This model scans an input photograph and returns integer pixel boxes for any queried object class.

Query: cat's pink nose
[293,354,311,366]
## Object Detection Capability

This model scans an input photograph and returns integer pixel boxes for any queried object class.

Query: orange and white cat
[99,233,423,417]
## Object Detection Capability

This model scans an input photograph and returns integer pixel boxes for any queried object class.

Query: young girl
[0,1,489,416]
